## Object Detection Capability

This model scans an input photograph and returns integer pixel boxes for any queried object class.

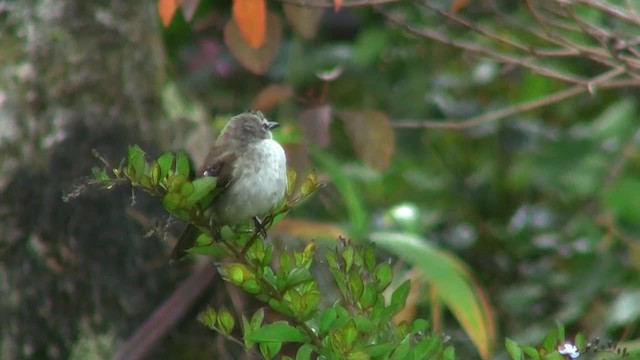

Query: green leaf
[127,145,146,181]
[259,341,282,360]
[505,338,523,360]
[311,150,368,238]
[319,306,338,335]
[296,344,314,360]
[442,346,455,360]
[186,177,218,207]
[197,307,217,330]
[157,152,174,179]
[175,151,191,177]
[555,321,565,343]
[522,346,540,360]
[245,322,310,343]
[217,308,235,335]
[371,231,495,360]
[603,177,640,224]
[389,280,411,315]
[286,268,314,289]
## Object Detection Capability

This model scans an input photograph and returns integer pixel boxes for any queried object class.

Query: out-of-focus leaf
[333,0,342,11]
[181,0,200,21]
[232,0,266,48]
[589,98,636,143]
[311,150,368,238]
[158,0,179,27]
[271,218,343,241]
[283,4,324,40]
[371,232,496,360]
[251,83,293,111]
[451,0,470,13]
[604,177,640,225]
[338,110,395,171]
[225,11,282,74]
[299,105,332,148]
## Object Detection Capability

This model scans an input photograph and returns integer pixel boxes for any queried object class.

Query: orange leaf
[224,11,282,74]
[158,0,180,27]
[251,83,293,111]
[333,0,342,12]
[451,0,470,13]
[232,0,266,48]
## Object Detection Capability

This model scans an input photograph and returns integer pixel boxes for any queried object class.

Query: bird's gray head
[220,112,280,149]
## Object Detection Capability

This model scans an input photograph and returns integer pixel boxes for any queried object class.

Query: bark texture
[0,1,193,358]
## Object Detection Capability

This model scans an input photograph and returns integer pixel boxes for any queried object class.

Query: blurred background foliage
[160,0,640,358]
[2,0,639,359]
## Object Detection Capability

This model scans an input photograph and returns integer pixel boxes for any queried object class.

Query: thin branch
[275,0,401,7]
[391,68,626,130]
[576,0,640,27]
[377,8,587,85]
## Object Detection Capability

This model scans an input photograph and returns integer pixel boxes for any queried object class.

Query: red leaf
[338,110,395,171]
[232,0,266,48]
[224,11,282,74]
[158,0,180,27]
[251,84,293,111]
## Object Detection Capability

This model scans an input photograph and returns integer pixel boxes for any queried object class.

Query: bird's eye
[262,123,270,130]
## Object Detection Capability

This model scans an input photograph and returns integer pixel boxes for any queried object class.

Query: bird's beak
[267,121,280,130]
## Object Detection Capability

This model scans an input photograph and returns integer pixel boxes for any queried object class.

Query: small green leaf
[295,344,314,360]
[300,170,319,197]
[342,246,354,272]
[319,306,338,334]
[555,321,565,343]
[505,338,523,360]
[411,319,430,333]
[442,346,455,360]
[574,332,586,350]
[365,344,395,357]
[286,268,313,289]
[522,346,540,360]
[287,168,297,196]
[127,145,146,181]
[157,152,174,179]
[245,322,309,343]
[389,338,410,360]
[259,341,282,360]
[186,177,218,206]
[389,280,411,314]
[217,308,235,335]
[251,308,265,329]
[197,307,217,329]
[374,263,393,291]
[175,151,191,177]
[348,272,364,300]
[542,330,558,352]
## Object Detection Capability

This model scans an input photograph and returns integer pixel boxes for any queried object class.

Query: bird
[170,111,287,260]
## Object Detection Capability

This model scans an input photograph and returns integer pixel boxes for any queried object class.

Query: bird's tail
[170,224,200,261]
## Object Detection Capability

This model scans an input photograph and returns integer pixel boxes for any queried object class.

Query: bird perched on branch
[170,111,287,260]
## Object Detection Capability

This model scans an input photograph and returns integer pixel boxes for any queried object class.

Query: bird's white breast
[213,139,287,225]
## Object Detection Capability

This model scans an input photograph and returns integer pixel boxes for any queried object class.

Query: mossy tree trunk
[0,1,191,359]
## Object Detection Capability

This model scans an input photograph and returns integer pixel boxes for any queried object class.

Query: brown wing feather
[170,146,237,261]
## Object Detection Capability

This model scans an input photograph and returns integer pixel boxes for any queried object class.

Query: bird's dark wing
[170,148,237,261]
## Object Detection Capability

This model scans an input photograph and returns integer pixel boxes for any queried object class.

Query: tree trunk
[0,1,192,359]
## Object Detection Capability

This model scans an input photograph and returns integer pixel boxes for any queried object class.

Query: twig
[391,67,626,129]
